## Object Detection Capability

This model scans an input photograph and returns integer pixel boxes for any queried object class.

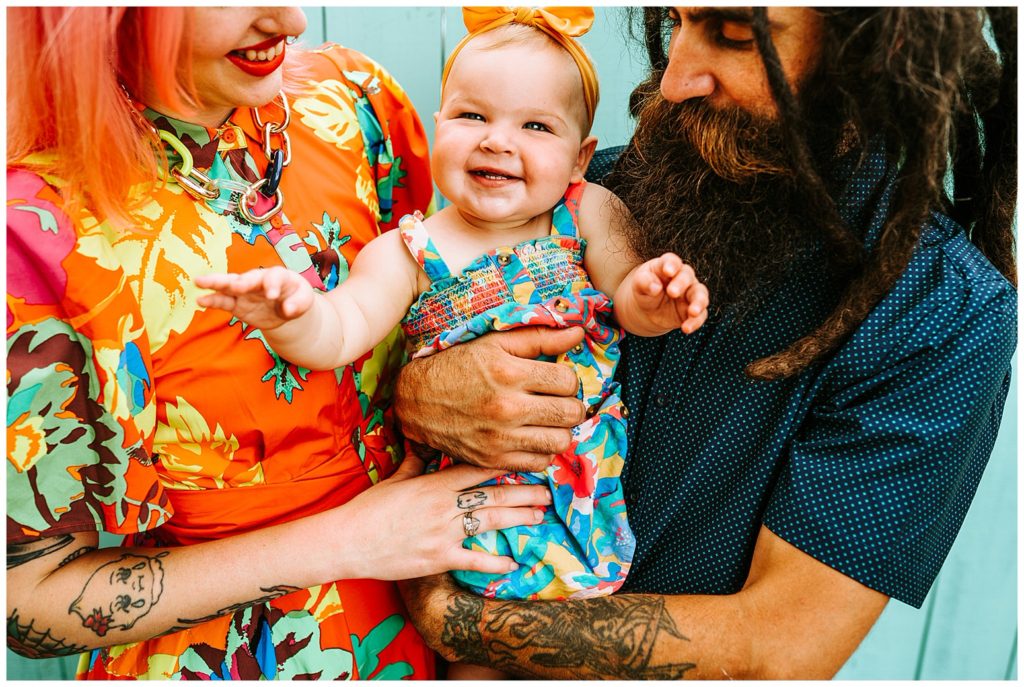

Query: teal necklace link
[120,84,290,225]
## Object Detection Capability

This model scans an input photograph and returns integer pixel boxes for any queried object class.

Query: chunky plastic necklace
[122,84,292,225]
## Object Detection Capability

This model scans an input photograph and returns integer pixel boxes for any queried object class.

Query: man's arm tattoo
[164,585,302,634]
[442,594,696,679]
[7,609,89,659]
[7,535,76,569]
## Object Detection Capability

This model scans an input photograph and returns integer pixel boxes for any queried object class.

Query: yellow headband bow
[441,6,600,129]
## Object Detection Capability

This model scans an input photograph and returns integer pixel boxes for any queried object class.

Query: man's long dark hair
[617,8,1016,380]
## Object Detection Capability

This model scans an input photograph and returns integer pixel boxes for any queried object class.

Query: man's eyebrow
[685,7,756,24]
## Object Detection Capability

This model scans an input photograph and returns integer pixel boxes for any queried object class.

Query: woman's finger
[462,483,551,510]
[462,505,545,535]
[449,549,520,575]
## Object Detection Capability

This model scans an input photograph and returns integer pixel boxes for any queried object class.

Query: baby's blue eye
[524,122,550,132]
[459,112,484,121]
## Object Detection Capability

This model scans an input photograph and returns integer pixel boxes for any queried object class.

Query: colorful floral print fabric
[7,44,435,679]
[399,182,636,600]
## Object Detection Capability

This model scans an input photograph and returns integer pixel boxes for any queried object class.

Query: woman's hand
[334,453,553,581]
[394,327,588,473]
[195,266,315,331]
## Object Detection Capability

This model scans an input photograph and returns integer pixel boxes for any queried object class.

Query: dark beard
[606,85,827,315]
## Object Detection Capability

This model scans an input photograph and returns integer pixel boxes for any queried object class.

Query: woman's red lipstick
[226,35,286,77]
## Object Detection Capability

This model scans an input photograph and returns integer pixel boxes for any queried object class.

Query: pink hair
[7,7,194,226]
[7,7,307,227]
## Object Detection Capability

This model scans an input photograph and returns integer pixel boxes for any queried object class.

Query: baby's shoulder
[577,182,629,242]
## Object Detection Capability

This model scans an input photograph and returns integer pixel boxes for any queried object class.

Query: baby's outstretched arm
[613,253,709,337]
[577,183,709,338]
[196,230,420,370]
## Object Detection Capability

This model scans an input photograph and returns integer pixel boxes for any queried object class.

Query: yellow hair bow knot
[462,6,595,38]
[441,6,600,130]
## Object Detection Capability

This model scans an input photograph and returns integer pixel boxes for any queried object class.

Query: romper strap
[550,181,586,239]
[398,212,453,282]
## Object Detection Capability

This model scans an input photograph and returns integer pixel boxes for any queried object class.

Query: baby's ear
[433,112,440,125]
[571,135,599,183]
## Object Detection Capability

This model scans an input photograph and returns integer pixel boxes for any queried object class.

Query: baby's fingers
[195,272,240,292]
[197,292,238,312]
[664,262,697,299]
[633,262,663,297]
[654,252,684,281]
[680,282,710,334]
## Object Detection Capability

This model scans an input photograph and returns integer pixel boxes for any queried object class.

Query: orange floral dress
[7,44,435,679]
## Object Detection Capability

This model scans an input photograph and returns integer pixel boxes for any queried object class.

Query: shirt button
[571,343,585,355]
[497,253,512,266]
[553,298,569,312]
[655,394,670,407]
[620,405,629,418]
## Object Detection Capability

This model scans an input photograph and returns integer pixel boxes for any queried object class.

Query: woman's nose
[660,31,716,102]
[255,7,307,38]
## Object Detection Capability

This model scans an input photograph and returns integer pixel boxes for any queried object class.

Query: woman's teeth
[235,40,284,62]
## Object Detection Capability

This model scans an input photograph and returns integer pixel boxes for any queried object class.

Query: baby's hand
[632,253,709,334]
[195,266,315,330]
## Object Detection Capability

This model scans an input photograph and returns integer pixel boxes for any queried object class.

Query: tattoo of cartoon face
[456,490,487,510]
[442,593,696,679]
[68,552,168,637]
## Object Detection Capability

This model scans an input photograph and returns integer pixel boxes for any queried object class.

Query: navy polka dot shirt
[616,147,1017,608]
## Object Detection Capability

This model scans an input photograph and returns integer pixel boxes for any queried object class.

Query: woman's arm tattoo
[442,593,696,679]
[7,535,76,569]
[68,552,168,637]
[165,584,301,634]
[7,609,89,658]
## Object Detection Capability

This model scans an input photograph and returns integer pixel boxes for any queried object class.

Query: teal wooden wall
[6,7,1016,680]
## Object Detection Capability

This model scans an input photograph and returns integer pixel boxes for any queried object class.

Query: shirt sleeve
[313,44,434,230]
[6,169,173,544]
[763,265,1016,608]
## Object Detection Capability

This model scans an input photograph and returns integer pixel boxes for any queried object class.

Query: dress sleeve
[6,169,173,544]
[763,269,1016,608]
[313,44,434,230]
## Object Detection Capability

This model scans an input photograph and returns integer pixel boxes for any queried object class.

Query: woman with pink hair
[6,7,548,679]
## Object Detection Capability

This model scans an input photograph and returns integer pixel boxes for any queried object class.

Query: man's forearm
[437,591,703,679]
[407,527,890,680]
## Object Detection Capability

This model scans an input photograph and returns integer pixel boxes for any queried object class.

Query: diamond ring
[462,511,481,538]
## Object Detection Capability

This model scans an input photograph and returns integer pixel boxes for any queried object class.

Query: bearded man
[393,7,1017,678]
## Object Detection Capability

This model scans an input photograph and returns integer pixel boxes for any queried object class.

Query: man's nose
[660,34,716,102]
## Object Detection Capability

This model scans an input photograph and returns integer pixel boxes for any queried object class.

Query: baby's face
[433,37,595,226]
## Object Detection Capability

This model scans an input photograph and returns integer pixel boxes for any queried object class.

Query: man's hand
[394,327,588,472]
